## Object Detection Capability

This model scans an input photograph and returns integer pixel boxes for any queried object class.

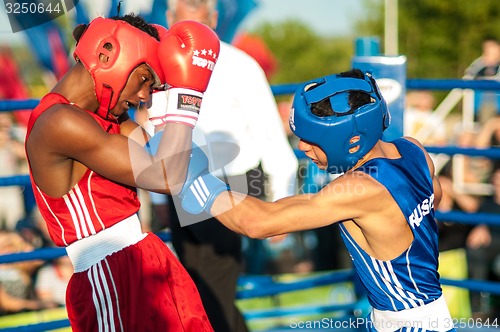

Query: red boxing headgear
[73,17,165,120]
[151,23,169,40]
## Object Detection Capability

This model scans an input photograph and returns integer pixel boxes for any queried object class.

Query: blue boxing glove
[180,143,229,214]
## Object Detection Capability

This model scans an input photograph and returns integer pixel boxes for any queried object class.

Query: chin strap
[96,85,117,122]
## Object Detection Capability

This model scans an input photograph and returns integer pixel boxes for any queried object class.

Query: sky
[0,0,366,45]
[241,0,366,37]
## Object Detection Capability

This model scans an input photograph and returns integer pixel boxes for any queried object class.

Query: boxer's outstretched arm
[180,161,380,239]
[178,140,382,238]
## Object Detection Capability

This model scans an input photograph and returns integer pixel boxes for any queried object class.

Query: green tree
[357,0,500,79]
[249,20,354,87]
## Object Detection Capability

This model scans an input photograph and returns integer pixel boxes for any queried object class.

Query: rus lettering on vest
[408,193,434,228]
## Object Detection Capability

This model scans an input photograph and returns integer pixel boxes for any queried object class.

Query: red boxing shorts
[66,229,213,331]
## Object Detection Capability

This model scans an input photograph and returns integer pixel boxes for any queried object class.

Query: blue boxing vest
[339,138,442,312]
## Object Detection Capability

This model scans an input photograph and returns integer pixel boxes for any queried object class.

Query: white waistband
[371,295,453,332]
[66,214,147,272]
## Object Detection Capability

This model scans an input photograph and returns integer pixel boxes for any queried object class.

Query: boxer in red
[25,13,219,331]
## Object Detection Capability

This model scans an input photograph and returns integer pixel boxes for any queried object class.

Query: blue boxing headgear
[289,71,390,174]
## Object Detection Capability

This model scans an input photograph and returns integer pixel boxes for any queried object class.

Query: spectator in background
[0,230,56,315]
[147,1,298,331]
[466,168,500,319]
[35,256,73,306]
[468,117,500,318]
[436,171,481,319]
[0,113,27,231]
[404,90,447,146]
[464,36,500,124]
[476,115,500,173]
[16,207,53,250]
[436,174,479,252]
[454,123,493,185]
[439,115,500,319]
[435,123,484,252]
[20,206,73,307]
[464,36,500,80]
[477,115,500,147]
[12,204,74,308]
[404,90,449,172]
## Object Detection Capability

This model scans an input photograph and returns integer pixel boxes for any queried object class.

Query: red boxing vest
[26,93,141,247]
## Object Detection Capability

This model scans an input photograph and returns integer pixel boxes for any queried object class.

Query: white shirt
[198,42,298,200]
[150,42,298,200]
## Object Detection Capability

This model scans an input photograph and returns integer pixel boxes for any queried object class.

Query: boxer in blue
[177,68,456,332]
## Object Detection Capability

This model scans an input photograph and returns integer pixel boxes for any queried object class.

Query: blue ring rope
[1,78,500,112]
[0,99,41,111]
[407,78,500,91]
[0,319,70,332]
[425,146,500,159]
[436,211,500,227]
[237,270,355,299]
[242,303,359,320]
[270,79,500,96]
[0,175,30,187]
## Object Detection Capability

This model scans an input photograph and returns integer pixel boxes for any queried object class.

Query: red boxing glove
[154,20,220,128]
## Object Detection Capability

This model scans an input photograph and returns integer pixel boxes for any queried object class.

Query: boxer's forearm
[211,192,314,239]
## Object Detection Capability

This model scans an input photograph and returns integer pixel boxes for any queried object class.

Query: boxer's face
[298,139,327,170]
[109,64,156,118]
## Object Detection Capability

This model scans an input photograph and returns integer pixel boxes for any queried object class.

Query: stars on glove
[191,49,218,71]
[193,49,218,60]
